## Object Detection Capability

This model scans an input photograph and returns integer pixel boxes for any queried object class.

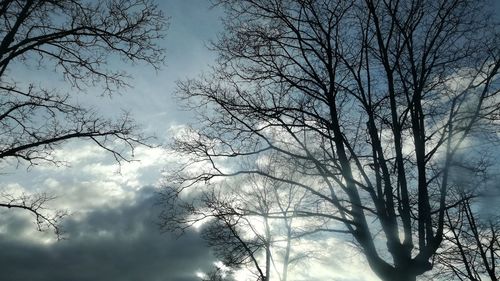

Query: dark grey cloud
[0,187,214,281]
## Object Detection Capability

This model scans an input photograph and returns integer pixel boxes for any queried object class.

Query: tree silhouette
[0,0,165,237]
[168,0,499,280]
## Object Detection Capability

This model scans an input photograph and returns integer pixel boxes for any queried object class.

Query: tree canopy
[167,0,499,280]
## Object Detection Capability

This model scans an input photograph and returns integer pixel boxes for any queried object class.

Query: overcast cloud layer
[0,187,213,281]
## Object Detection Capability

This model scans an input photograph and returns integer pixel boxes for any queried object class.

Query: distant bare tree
[165,160,319,281]
[0,0,165,237]
[168,0,499,280]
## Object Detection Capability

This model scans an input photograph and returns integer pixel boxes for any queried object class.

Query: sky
[0,1,410,280]
[2,1,498,281]
[0,1,223,280]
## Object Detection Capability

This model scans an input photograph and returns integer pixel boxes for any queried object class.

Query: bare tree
[0,0,165,237]
[168,0,499,280]
[165,159,319,281]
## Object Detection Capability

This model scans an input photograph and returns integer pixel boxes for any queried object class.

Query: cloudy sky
[0,1,222,280]
[0,1,383,281]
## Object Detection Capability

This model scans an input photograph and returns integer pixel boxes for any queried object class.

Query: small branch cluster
[0,191,68,239]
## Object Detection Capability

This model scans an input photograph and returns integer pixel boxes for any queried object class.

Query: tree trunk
[372,265,430,281]
[388,273,416,281]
